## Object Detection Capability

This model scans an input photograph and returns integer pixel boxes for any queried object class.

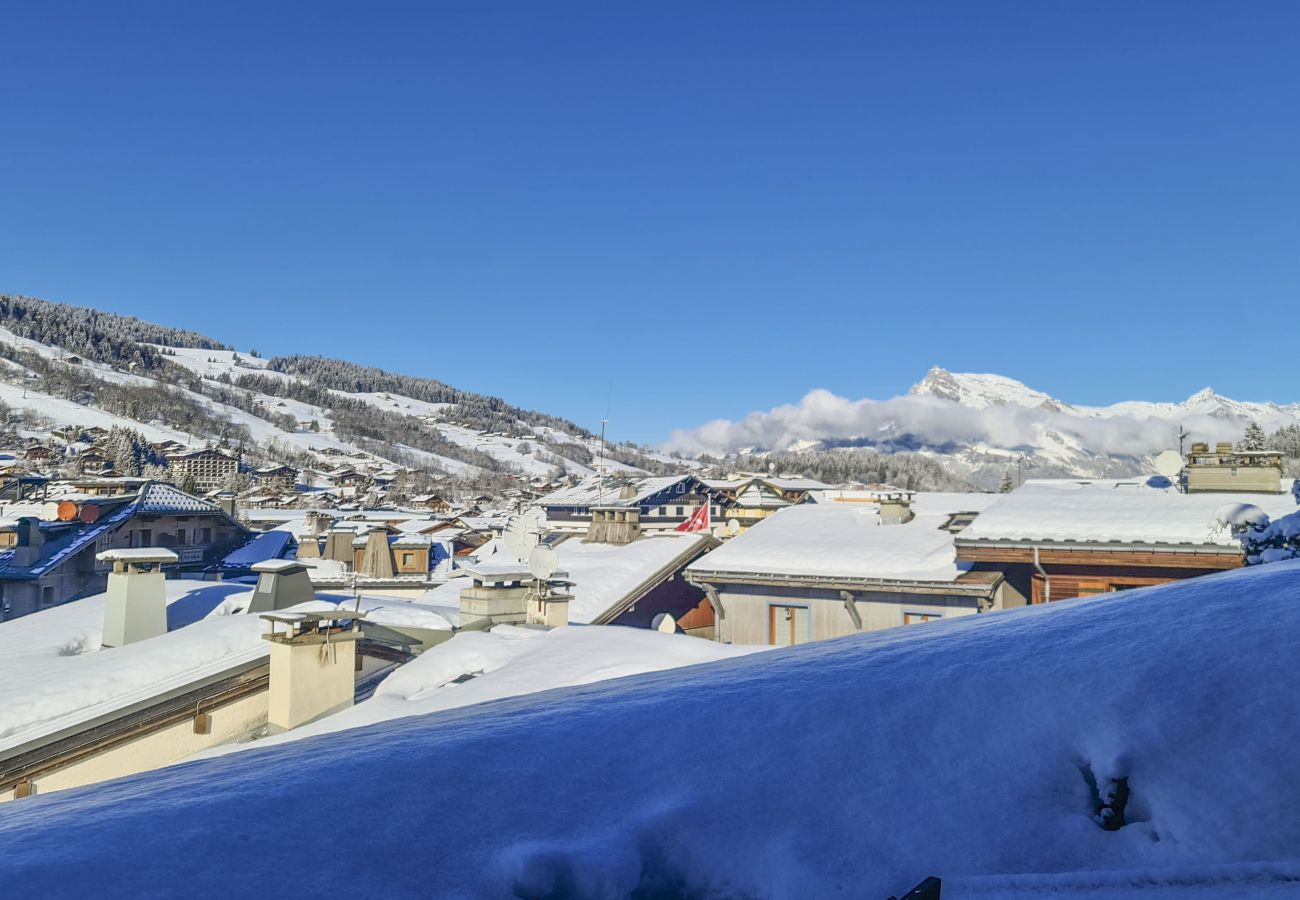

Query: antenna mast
[597,418,608,507]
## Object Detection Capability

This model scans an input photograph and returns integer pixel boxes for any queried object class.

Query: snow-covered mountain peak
[909,366,1065,412]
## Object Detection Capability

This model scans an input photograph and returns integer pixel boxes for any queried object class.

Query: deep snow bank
[1,563,1299,898]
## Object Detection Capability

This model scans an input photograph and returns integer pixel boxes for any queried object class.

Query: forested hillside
[0,294,663,487]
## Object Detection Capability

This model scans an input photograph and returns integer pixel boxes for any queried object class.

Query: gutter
[1033,545,1050,604]
[954,538,1241,557]
[683,568,1002,598]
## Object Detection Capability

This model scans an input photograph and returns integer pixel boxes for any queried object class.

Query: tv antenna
[1015,453,1034,488]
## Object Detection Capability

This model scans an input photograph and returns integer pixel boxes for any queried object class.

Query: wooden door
[769,604,810,646]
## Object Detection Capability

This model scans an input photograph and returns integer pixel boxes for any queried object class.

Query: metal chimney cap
[251,559,308,574]
[96,548,180,564]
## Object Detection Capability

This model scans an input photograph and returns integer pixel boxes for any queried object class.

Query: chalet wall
[1,690,267,803]
[714,583,984,646]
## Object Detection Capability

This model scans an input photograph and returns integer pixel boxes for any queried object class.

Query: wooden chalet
[954,478,1300,604]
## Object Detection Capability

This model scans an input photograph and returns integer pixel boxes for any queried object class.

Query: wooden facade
[955,542,1244,605]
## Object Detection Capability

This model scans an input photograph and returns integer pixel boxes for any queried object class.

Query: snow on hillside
[667,366,1300,489]
[2,563,1299,897]
[910,365,1067,411]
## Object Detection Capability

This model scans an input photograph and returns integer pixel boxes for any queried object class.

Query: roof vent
[247,560,316,613]
[97,548,179,647]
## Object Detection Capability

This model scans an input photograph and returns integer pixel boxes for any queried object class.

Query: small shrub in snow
[1223,480,1300,564]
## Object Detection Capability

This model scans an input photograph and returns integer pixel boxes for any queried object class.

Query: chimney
[304,510,331,536]
[10,517,45,567]
[584,507,641,544]
[525,582,572,628]
[322,528,356,565]
[215,491,238,518]
[97,548,179,647]
[261,609,362,732]
[879,493,915,525]
[458,567,532,629]
[358,530,395,578]
[247,560,317,613]
[618,483,637,501]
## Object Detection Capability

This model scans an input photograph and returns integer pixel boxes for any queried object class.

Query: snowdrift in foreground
[2,564,1300,898]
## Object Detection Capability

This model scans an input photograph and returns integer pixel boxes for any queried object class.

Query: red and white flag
[675,502,711,533]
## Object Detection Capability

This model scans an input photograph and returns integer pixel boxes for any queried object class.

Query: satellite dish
[527,545,558,580]
[504,508,549,562]
[651,612,677,634]
[39,502,61,522]
[1155,450,1184,479]
[726,518,741,537]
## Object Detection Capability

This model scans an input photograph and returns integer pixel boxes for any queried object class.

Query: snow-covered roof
[9,560,1300,897]
[0,578,467,757]
[424,532,713,624]
[539,474,692,508]
[960,478,1300,547]
[220,530,294,568]
[688,503,971,584]
[213,625,759,751]
[0,580,262,756]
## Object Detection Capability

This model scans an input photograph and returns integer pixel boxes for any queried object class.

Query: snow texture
[963,478,1300,546]
[689,502,967,582]
[1,563,1299,897]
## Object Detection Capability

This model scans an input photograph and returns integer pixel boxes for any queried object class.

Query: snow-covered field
[1,562,1298,897]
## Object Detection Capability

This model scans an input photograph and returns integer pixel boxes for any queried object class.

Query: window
[402,552,414,567]
[676,506,685,516]
[676,483,686,493]
[135,529,152,548]
[177,528,187,545]
[903,612,941,625]
[200,528,212,543]
[41,586,55,608]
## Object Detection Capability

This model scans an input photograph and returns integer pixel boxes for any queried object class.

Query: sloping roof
[958,479,1300,547]
[220,530,294,569]
[538,475,692,509]
[0,482,246,581]
[422,532,714,624]
[136,482,230,515]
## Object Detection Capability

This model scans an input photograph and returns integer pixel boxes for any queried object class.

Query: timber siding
[712,583,989,645]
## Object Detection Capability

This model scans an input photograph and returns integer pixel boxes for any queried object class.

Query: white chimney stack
[97,548,179,647]
[261,610,362,732]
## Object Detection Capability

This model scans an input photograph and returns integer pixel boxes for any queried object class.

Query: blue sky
[2,2,1298,444]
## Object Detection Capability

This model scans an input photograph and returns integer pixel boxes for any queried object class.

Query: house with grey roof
[0,482,248,620]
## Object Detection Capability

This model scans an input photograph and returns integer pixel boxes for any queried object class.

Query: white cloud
[663,387,1288,459]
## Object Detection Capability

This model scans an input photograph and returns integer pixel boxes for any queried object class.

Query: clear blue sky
[3,2,1298,444]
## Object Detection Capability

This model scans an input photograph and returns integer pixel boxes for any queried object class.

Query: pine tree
[1241,422,1267,452]
[999,471,1015,493]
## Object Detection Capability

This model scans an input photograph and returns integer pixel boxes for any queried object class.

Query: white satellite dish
[651,612,677,634]
[39,501,60,522]
[1154,450,1184,479]
[726,518,741,537]
[504,508,547,562]
[527,544,558,580]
